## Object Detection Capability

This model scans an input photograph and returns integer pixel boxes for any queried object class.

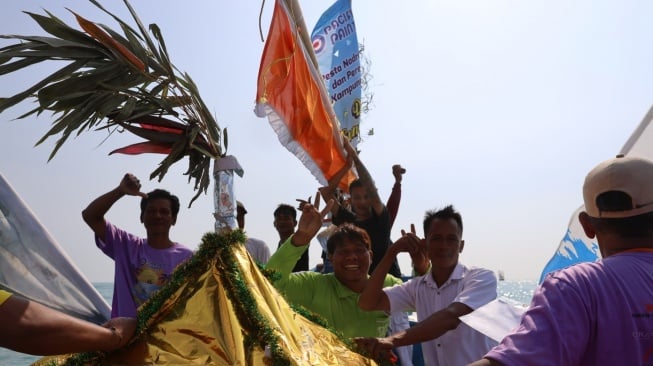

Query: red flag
[255,0,355,191]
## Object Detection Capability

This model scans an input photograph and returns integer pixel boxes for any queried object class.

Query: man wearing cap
[469,154,653,366]
[236,201,271,264]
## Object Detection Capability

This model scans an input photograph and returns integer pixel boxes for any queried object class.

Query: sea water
[0,281,537,365]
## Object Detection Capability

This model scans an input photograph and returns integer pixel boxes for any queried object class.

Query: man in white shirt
[357,205,497,365]
[237,201,270,264]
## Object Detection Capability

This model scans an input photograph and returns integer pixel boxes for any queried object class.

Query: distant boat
[498,270,505,281]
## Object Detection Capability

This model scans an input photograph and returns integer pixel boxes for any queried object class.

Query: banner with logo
[311,0,362,147]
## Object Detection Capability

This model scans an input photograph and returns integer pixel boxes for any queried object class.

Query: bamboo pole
[284,0,321,69]
[281,0,348,157]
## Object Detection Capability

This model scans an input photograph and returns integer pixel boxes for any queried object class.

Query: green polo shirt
[266,236,402,338]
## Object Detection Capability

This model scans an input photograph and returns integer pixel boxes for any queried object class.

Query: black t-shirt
[332,206,402,277]
[278,240,309,272]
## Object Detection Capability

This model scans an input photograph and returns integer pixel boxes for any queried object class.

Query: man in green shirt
[266,194,428,339]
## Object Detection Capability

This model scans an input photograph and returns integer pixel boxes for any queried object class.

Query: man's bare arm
[343,139,384,215]
[318,152,354,216]
[0,295,135,355]
[468,358,503,366]
[82,173,146,241]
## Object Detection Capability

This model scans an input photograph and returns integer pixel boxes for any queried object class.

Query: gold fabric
[35,231,379,366]
[0,289,11,306]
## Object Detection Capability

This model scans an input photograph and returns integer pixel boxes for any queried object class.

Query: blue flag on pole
[311,0,362,147]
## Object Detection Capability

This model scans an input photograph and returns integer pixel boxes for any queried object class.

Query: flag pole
[281,0,348,160]
[284,0,321,69]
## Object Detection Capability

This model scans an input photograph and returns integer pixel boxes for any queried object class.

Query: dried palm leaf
[0,0,224,206]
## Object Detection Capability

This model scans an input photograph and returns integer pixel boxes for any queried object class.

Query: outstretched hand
[353,337,397,363]
[118,173,147,198]
[292,192,334,247]
[102,317,137,351]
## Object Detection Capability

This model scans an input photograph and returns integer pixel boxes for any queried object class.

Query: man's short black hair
[423,205,463,237]
[326,223,371,255]
[140,189,180,219]
[274,204,296,220]
[348,179,364,193]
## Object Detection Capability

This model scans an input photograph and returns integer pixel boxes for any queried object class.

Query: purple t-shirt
[96,221,194,317]
[486,251,653,366]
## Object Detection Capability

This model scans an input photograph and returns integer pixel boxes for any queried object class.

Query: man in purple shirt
[82,173,193,317]
[469,155,653,366]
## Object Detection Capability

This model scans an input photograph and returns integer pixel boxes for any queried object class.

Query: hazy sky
[1,1,651,282]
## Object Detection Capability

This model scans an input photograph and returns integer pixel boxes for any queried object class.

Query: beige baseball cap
[583,154,653,218]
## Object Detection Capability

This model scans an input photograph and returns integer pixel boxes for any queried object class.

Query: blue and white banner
[311,0,362,147]
[540,104,653,282]
[539,205,599,283]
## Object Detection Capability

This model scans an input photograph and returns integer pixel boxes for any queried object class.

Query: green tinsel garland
[55,229,390,366]
[210,231,291,365]
[58,231,247,365]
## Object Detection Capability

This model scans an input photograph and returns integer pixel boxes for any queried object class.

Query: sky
[1,0,652,282]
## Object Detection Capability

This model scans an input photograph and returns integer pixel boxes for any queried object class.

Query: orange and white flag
[255,0,355,191]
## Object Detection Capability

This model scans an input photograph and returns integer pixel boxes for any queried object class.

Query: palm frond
[0,0,223,207]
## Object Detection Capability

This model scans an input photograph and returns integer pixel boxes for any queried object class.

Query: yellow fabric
[0,289,11,306]
[36,232,379,366]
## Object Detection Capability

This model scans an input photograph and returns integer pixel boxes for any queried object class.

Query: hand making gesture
[392,224,429,274]
[118,173,148,198]
[291,192,334,247]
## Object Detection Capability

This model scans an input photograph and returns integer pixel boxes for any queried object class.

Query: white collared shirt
[384,263,497,366]
[244,237,271,264]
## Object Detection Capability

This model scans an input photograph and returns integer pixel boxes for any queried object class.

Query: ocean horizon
[1,280,538,365]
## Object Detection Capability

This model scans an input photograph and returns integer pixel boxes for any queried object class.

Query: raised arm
[82,173,147,241]
[0,294,136,355]
[404,224,429,276]
[267,192,335,277]
[358,228,422,312]
[386,164,405,227]
[319,151,354,216]
[344,138,384,215]
[292,192,335,246]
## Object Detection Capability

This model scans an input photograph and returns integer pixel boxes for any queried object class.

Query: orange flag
[255,0,355,191]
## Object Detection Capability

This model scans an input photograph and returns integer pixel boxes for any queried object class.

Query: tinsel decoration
[34,230,388,366]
